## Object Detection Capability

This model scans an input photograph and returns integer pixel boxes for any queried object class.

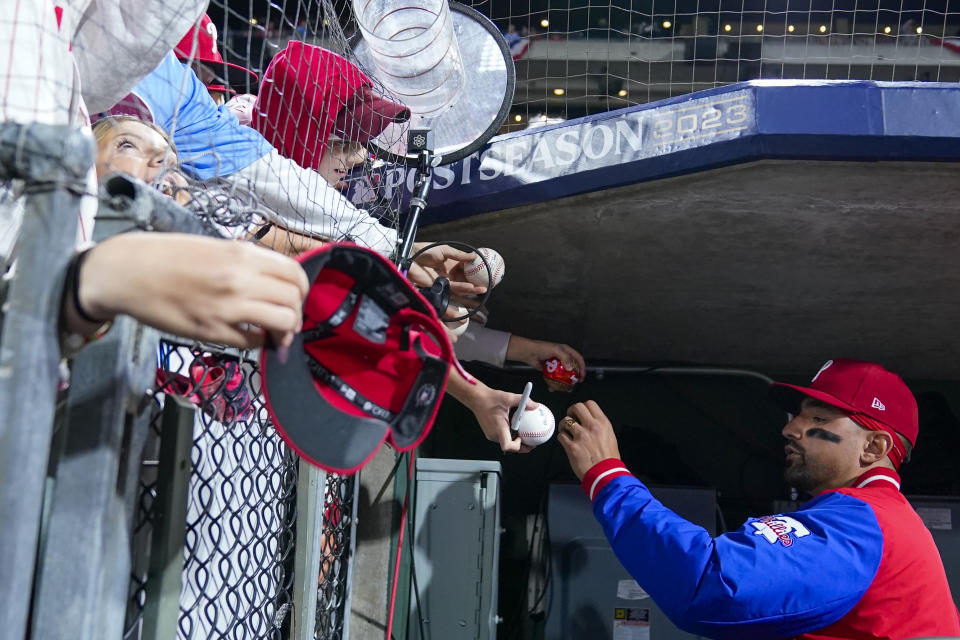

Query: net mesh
[461,0,960,129]
[1,0,408,262]
[124,340,356,640]
[4,0,959,638]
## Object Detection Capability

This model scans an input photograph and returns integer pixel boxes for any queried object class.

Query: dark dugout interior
[420,363,960,638]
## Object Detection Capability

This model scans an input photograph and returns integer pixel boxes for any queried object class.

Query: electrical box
[908,495,960,608]
[408,458,502,640]
[545,483,716,640]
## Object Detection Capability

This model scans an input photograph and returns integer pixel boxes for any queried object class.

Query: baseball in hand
[445,317,469,337]
[463,248,505,288]
[514,404,555,447]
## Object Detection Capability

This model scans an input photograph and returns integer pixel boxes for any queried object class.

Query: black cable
[407,488,429,640]
[406,240,494,322]
[527,507,552,613]
[506,488,548,640]
[372,454,406,506]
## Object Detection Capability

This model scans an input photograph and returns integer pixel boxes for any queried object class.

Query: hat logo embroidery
[872,397,886,411]
[416,384,437,407]
[811,360,833,383]
[205,21,218,56]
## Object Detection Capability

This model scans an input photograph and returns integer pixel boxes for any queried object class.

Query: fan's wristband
[250,222,273,241]
[67,248,112,325]
[581,458,632,502]
[60,249,113,358]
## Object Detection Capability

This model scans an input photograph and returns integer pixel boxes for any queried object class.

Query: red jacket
[585,462,960,639]
[798,469,960,639]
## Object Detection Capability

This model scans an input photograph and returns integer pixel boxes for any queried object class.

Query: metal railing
[0,122,357,640]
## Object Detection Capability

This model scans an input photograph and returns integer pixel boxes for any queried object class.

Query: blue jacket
[582,460,959,639]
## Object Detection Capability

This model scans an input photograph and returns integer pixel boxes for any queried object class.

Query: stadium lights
[323,17,331,26]
[249,18,258,25]
[514,114,523,122]
[788,25,795,33]
[723,24,732,32]
[884,26,892,34]
[916,26,923,34]
[819,25,828,33]
[617,89,628,97]
[756,24,763,32]
[540,19,549,28]
[553,88,565,95]
[662,20,672,29]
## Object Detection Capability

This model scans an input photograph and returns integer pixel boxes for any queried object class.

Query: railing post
[141,396,196,640]
[291,464,328,639]
[0,123,93,640]
[29,317,160,639]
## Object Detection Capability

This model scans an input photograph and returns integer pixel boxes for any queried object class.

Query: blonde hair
[92,116,177,156]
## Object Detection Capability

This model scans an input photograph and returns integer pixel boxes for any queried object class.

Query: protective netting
[3,3,425,640]
[316,473,357,640]
[124,340,356,640]
[0,0,407,264]
[453,0,960,127]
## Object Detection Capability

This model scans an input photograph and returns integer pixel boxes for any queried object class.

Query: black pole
[397,131,434,271]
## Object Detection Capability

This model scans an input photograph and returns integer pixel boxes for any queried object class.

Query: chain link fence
[0,123,363,640]
[117,340,359,640]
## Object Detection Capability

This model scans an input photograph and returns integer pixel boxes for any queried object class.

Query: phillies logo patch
[750,515,811,547]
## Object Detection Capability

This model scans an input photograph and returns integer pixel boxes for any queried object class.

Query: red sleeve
[580,458,632,501]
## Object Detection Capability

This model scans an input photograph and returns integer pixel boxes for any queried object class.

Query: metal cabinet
[408,458,502,640]
[545,483,716,640]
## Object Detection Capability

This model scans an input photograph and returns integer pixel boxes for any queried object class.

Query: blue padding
[345,80,960,225]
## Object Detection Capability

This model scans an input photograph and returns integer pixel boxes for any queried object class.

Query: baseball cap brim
[333,86,410,144]
[260,250,390,474]
[768,382,860,416]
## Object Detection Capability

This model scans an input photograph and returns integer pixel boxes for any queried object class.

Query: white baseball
[515,404,555,447]
[463,248,505,288]
[444,317,469,337]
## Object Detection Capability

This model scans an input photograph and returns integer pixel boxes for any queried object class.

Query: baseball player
[559,359,960,638]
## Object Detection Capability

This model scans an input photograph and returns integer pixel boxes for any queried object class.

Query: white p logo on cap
[812,360,834,383]
[206,21,218,56]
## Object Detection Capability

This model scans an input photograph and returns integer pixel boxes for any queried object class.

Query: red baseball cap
[174,14,258,94]
[769,359,919,466]
[332,85,411,143]
[253,42,409,170]
[260,244,454,474]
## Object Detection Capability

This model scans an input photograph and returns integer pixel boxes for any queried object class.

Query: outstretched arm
[74,0,207,112]
[232,150,398,257]
[445,369,537,453]
[558,400,880,640]
[506,335,586,373]
[62,233,307,350]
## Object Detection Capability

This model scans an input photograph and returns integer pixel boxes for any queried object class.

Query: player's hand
[79,233,308,349]
[558,401,622,480]
[506,335,586,375]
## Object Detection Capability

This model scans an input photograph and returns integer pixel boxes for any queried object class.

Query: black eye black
[807,428,843,443]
